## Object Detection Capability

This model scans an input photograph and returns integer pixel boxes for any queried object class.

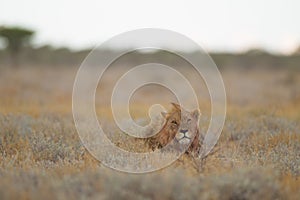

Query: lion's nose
[180,129,188,134]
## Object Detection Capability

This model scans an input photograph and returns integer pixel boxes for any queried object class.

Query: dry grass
[0,66,299,199]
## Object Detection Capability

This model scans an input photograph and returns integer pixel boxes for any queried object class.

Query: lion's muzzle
[176,129,193,144]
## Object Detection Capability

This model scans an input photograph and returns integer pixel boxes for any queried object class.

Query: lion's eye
[171,120,178,125]
[187,119,191,123]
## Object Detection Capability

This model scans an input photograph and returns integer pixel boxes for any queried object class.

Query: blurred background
[0,0,300,114]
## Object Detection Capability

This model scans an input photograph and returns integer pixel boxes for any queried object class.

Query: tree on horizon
[0,26,35,67]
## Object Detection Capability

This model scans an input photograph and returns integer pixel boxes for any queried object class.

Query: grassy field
[0,66,299,199]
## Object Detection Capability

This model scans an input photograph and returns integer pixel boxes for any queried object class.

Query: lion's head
[146,103,202,155]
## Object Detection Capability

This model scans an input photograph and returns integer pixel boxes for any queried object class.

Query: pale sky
[1,0,299,54]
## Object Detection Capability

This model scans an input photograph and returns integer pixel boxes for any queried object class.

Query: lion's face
[175,109,199,146]
[148,103,201,154]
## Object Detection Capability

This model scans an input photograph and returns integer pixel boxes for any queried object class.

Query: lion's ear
[161,112,169,119]
[191,109,201,119]
[170,102,181,111]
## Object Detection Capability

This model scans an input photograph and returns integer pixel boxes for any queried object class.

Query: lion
[146,103,202,156]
